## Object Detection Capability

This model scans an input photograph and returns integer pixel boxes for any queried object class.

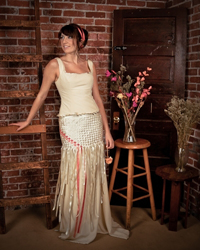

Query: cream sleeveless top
[55,58,99,116]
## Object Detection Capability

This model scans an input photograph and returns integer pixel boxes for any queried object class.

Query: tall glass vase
[175,144,189,172]
[122,111,136,143]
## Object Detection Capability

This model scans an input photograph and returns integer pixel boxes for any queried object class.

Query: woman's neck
[62,52,80,64]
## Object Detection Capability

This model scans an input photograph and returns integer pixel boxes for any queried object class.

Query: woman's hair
[58,23,88,50]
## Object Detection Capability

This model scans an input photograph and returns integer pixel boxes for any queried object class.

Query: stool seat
[115,138,151,149]
[109,138,156,230]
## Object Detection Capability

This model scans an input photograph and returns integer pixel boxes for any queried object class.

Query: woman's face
[60,33,78,54]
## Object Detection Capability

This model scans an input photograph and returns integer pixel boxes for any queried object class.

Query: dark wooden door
[110,8,187,208]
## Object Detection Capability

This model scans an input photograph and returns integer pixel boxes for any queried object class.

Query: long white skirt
[53,112,129,244]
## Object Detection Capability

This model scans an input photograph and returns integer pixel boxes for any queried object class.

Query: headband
[77,27,85,42]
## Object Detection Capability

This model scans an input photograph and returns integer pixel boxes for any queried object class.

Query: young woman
[11,23,129,244]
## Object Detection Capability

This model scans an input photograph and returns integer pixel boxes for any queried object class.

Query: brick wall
[166,0,200,219]
[1,0,200,219]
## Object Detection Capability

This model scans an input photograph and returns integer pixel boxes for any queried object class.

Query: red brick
[7,15,30,21]
[18,39,35,46]
[9,106,31,113]
[147,2,166,8]
[52,2,73,9]
[11,149,28,156]
[192,13,200,22]
[186,68,198,75]
[0,39,17,45]
[73,18,94,25]
[75,3,95,10]
[21,169,43,176]
[7,46,30,54]
[0,106,7,113]
[0,149,10,156]
[87,25,106,32]
[6,30,31,38]
[8,76,30,83]
[0,7,18,14]
[3,184,18,190]
[86,12,105,18]
[7,190,28,197]
[186,83,197,91]
[1,157,18,163]
[7,0,29,7]
[21,141,41,148]
[0,0,6,5]
[19,8,34,15]
[191,61,200,68]
[86,0,106,3]
[127,1,145,7]
[0,135,10,142]
[43,9,62,16]
[190,77,200,83]
[2,170,19,177]
[63,11,85,17]
[0,142,20,150]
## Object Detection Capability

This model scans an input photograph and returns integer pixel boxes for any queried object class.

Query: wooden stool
[109,138,156,229]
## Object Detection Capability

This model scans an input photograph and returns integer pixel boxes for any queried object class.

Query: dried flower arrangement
[106,64,152,142]
[164,96,200,172]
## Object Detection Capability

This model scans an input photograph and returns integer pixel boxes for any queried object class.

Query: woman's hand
[105,131,114,149]
[9,121,29,132]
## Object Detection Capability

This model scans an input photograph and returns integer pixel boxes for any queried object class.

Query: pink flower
[138,72,142,76]
[111,77,117,81]
[126,92,132,98]
[105,70,111,77]
[134,77,140,87]
[141,77,145,81]
[136,88,140,94]
[140,87,152,99]
[140,92,147,99]
[109,91,114,96]
[132,95,139,102]
[132,101,137,108]
[147,67,152,71]
[143,71,149,76]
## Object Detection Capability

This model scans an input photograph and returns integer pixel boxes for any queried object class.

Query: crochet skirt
[53,112,129,244]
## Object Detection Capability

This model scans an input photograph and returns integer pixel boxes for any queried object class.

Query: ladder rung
[0,195,51,207]
[0,54,43,62]
[0,90,38,98]
[0,124,46,134]
[0,20,40,28]
[0,160,49,171]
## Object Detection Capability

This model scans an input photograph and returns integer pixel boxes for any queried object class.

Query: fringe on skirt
[53,112,129,244]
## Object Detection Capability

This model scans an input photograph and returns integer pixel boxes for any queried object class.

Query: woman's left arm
[92,63,114,149]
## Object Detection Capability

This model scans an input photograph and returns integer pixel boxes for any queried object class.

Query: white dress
[53,58,129,244]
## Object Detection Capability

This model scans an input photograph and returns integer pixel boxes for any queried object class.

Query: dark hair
[58,23,88,50]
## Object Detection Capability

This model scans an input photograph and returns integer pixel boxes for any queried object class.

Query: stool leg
[184,181,190,229]
[161,179,166,225]
[126,149,134,230]
[143,148,156,221]
[109,147,121,201]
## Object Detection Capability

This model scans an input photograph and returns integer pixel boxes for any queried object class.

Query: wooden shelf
[0,160,49,171]
[0,54,43,62]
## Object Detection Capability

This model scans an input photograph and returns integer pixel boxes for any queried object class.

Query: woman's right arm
[10,59,59,131]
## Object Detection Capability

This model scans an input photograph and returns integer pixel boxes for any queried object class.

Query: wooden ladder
[0,0,52,233]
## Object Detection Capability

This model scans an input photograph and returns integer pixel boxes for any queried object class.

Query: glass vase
[175,145,189,172]
[122,111,136,143]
